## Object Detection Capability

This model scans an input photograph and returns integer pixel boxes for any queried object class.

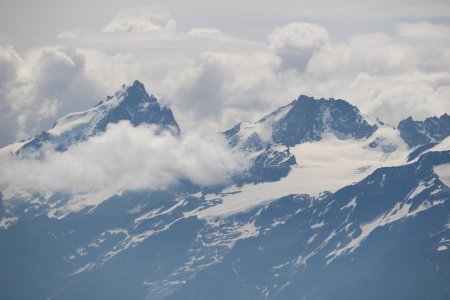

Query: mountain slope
[168,149,450,300]
[0,81,449,300]
[1,139,447,300]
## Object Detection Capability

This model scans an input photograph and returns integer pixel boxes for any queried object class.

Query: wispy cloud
[0,121,247,194]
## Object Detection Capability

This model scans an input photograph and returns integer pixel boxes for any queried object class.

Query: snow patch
[341,197,357,210]
[434,164,450,187]
[310,221,325,229]
[70,262,95,275]
[0,217,18,230]
[126,204,144,214]
[47,190,119,219]
[0,141,28,156]
[134,199,185,224]
[307,233,318,244]
[406,181,430,200]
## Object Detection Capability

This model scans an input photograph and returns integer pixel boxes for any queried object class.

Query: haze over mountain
[0,81,449,300]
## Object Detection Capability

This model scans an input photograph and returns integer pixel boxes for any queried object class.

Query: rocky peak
[17,80,180,154]
[398,113,450,147]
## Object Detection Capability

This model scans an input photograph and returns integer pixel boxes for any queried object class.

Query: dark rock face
[223,123,241,140]
[235,144,296,184]
[18,131,52,154]
[94,80,180,134]
[272,95,377,146]
[398,114,450,147]
[407,142,439,161]
[249,145,296,183]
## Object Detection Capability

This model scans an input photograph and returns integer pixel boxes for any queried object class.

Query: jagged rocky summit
[18,80,179,153]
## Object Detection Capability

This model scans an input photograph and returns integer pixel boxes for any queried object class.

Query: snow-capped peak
[14,80,180,154]
[225,95,379,152]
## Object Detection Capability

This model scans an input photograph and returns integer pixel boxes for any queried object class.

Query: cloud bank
[0,121,247,194]
[0,7,449,148]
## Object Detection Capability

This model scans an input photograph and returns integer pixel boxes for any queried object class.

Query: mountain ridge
[0,80,449,300]
[2,81,448,158]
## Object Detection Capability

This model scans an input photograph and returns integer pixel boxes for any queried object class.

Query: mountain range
[0,81,449,300]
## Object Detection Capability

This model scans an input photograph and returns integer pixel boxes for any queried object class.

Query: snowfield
[199,128,410,218]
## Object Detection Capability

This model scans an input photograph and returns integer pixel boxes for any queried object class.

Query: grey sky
[2,0,450,47]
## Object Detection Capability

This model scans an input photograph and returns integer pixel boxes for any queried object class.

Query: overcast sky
[1,0,450,146]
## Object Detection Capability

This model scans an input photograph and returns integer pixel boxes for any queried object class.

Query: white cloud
[269,23,330,52]
[0,121,247,194]
[0,46,20,87]
[187,28,238,43]
[169,50,306,134]
[268,23,330,70]
[1,16,450,148]
[305,33,415,77]
[298,28,450,124]
[102,7,176,33]
[0,46,100,143]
